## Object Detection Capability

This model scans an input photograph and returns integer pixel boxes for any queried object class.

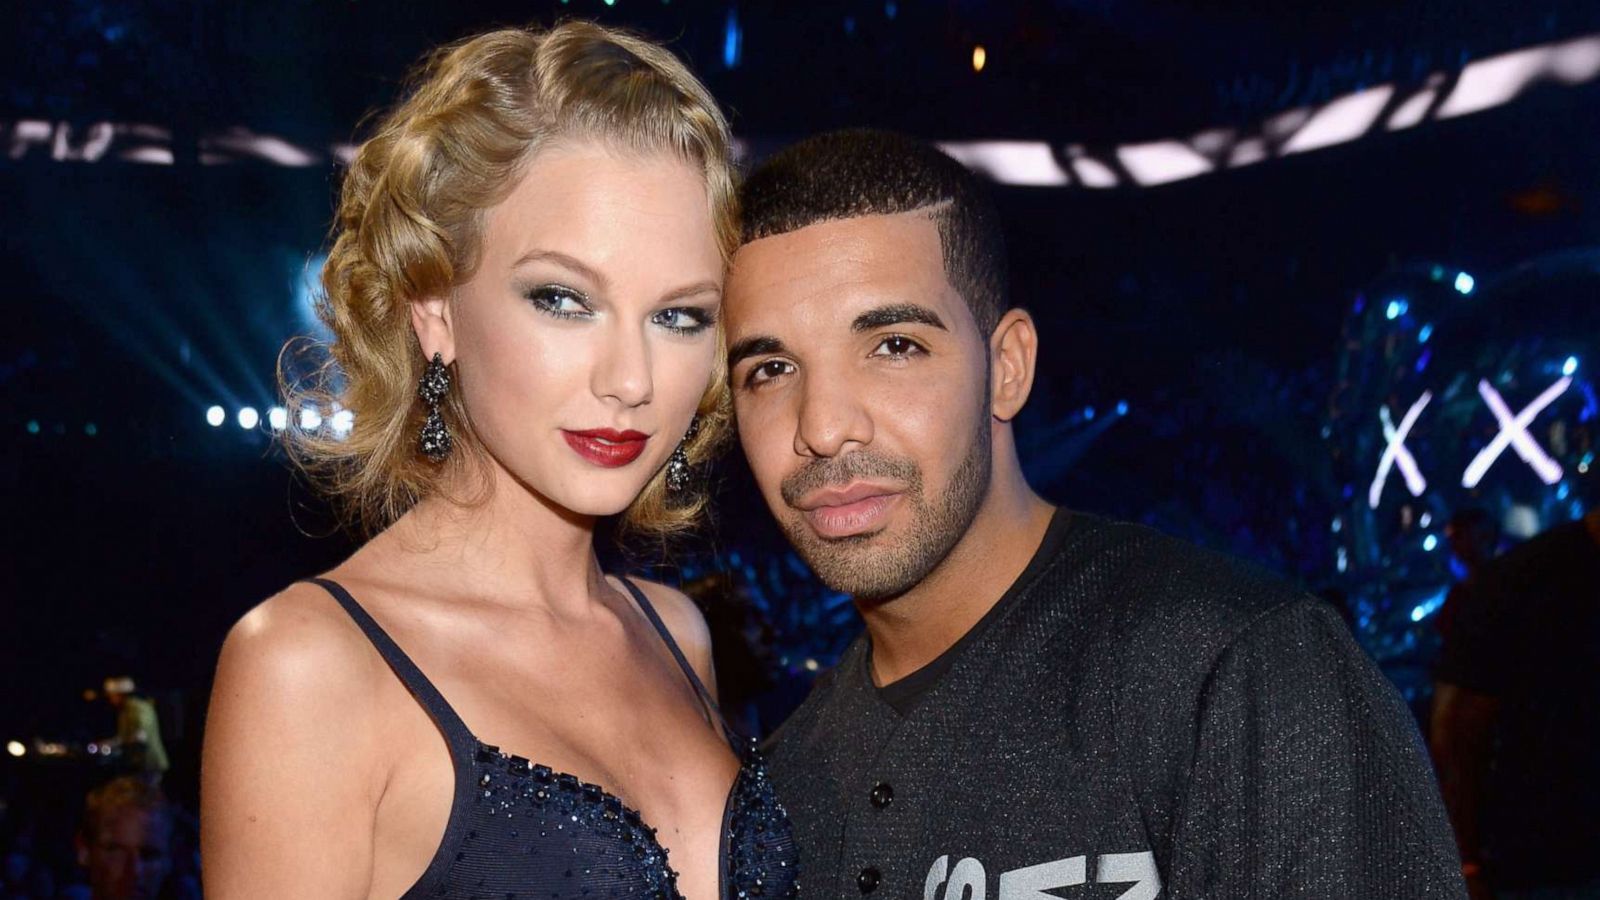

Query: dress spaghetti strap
[615,576,744,747]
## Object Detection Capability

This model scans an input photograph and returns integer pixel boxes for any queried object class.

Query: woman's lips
[562,428,649,468]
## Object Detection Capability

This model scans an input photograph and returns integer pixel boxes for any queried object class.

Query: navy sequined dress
[306,577,800,899]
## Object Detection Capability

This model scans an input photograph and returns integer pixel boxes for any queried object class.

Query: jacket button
[869,782,893,808]
[857,867,881,893]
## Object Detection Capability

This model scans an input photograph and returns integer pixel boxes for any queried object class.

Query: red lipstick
[562,428,649,468]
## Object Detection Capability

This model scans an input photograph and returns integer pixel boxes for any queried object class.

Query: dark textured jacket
[766,514,1465,899]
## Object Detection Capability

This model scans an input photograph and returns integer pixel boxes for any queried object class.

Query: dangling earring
[417,352,453,462]
[665,416,701,494]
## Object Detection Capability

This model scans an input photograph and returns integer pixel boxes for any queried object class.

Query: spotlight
[1418,323,1434,343]
[331,408,354,437]
[237,407,260,430]
[972,45,987,73]
[1423,534,1439,552]
[1083,406,1096,421]
[25,420,40,435]
[206,406,225,427]
[1115,400,1130,416]
[299,405,322,431]
[1454,271,1475,294]
[268,406,288,431]
[5,741,22,758]
[1385,298,1408,320]
[1563,356,1579,376]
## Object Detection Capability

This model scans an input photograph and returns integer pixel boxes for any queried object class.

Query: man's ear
[410,293,455,364]
[989,308,1038,422]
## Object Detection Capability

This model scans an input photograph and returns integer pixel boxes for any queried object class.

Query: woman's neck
[383,461,610,617]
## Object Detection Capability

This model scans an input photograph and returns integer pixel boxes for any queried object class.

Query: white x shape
[1369,391,1432,509]
[1461,376,1570,488]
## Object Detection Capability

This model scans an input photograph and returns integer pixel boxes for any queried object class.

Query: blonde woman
[200,23,798,900]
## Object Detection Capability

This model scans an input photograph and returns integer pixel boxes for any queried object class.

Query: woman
[200,22,798,899]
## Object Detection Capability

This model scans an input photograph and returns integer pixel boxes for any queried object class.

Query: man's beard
[777,414,992,603]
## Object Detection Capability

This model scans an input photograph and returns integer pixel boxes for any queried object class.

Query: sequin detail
[724,739,801,899]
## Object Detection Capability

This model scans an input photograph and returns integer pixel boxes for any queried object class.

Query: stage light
[1454,271,1475,294]
[1116,400,1130,416]
[972,45,987,73]
[937,141,1070,186]
[85,423,97,436]
[268,406,288,431]
[5,741,22,758]
[331,408,354,437]
[1420,511,1432,527]
[1418,323,1434,343]
[1557,482,1571,500]
[206,406,225,427]
[25,420,39,435]
[237,407,260,430]
[1336,547,1349,572]
[299,405,322,431]
[1282,85,1394,155]
[804,659,820,672]
[723,8,742,68]
[1385,298,1408,320]
[1563,356,1579,376]
[1083,406,1096,421]
[1424,534,1439,552]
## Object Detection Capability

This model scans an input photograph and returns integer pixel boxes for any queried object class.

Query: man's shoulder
[764,635,869,763]
[1042,513,1315,641]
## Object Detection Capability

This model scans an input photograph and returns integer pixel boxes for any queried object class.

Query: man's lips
[562,428,649,467]
[794,483,903,539]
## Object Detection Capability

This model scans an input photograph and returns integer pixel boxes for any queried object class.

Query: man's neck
[859,457,1056,686]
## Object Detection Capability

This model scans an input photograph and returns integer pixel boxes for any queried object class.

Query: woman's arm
[201,585,387,898]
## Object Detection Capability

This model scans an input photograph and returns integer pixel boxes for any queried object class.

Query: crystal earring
[665,416,701,494]
[417,352,453,462]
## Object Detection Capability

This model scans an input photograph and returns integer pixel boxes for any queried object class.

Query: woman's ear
[411,293,455,363]
[990,308,1038,422]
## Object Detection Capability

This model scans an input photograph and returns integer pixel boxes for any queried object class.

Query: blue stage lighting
[1563,356,1579,376]
[237,407,259,430]
[1385,298,1408,319]
[206,406,225,427]
[1454,271,1475,294]
[1115,400,1130,416]
[1423,534,1439,552]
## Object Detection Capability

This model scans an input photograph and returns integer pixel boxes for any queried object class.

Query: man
[1433,511,1600,899]
[103,677,168,784]
[723,130,1464,898]
[75,777,174,900]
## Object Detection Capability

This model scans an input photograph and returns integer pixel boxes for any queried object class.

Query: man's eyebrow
[850,303,947,333]
[727,335,786,368]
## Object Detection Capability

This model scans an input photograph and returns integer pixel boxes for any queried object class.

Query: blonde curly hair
[283,21,736,537]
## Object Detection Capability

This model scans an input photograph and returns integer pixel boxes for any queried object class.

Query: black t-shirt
[766,512,1464,899]
[1435,517,1600,889]
[877,508,1075,714]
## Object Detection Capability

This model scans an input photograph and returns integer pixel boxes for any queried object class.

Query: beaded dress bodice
[307,577,800,900]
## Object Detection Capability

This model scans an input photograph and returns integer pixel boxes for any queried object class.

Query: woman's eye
[744,359,795,387]
[653,307,716,335]
[526,285,591,318]
[871,335,924,358]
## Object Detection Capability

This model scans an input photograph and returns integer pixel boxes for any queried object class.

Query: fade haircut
[739,129,1010,335]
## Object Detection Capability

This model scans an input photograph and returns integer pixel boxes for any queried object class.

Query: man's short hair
[82,777,172,840]
[739,129,1010,335]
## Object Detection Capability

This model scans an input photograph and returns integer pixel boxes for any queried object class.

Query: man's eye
[744,359,795,387]
[871,335,924,358]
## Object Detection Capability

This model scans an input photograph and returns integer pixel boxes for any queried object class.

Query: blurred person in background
[102,679,168,786]
[75,778,173,900]
[1433,510,1600,900]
